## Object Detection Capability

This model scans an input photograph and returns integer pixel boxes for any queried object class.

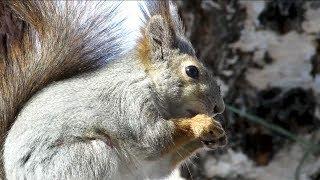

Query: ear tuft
[146,15,175,50]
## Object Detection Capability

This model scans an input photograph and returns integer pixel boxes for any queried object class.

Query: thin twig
[226,105,320,152]
[294,144,313,180]
[294,133,317,180]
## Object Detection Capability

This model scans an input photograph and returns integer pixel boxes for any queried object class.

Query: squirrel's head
[137,13,225,118]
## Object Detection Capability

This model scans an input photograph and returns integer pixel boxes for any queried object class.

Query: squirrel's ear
[146,15,175,52]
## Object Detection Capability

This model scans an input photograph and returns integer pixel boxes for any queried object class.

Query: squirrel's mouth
[186,109,199,117]
[186,105,214,118]
[181,101,213,118]
[187,109,205,117]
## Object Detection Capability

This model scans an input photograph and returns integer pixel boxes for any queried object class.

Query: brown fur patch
[137,29,152,71]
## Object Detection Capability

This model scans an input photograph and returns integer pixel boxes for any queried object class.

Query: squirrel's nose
[213,100,225,116]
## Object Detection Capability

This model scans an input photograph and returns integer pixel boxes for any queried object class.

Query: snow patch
[164,168,185,180]
[232,1,320,92]
[201,139,320,180]
[239,1,266,27]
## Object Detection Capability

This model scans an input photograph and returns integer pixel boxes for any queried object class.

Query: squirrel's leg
[164,114,227,169]
[170,133,228,168]
[141,114,225,178]
[138,140,203,179]
[4,130,123,179]
[169,140,203,168]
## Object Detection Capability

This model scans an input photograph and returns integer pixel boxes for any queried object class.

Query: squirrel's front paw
[191,114,227,149]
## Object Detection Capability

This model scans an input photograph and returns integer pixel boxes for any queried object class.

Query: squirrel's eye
[185,65,199,79]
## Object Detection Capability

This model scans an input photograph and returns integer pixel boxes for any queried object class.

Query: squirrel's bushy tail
[0,0,123,159]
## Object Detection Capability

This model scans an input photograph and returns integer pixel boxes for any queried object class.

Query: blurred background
[171,1,320,180]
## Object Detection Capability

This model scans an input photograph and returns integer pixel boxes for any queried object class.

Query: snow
[245,31,316,91]
[164,169,185,180]
[302,4,320,34]
[204,150,256,179]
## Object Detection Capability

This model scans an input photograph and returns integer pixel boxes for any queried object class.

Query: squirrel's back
[0,1,126,176]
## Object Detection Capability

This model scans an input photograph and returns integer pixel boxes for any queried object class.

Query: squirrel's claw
[191,114,227,149]
[201,133,228,149]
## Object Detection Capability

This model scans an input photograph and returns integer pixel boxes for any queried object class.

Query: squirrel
[0,1,226,179]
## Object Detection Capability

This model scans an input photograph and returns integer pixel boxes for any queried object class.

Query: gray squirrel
[0,1,226,179]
